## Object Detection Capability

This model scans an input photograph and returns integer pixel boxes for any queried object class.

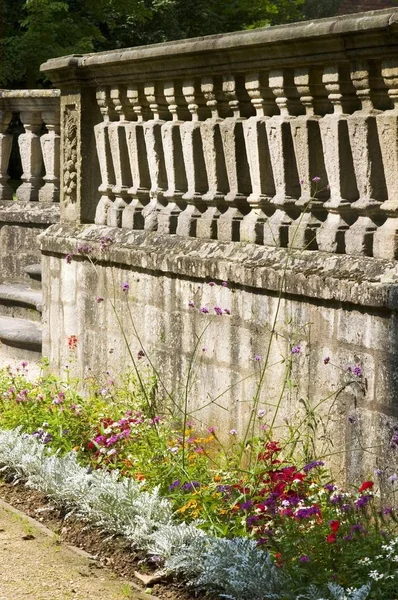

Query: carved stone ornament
[63,106,78,205]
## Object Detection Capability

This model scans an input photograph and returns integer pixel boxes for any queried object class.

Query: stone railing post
[0,110,13,201]
[198,76,228,239]
[16,110,43,201]
[373,59,398,259]
[289,67,328,249]
[108,86,133,227]
[217,75,251,241]
[39,108,60,202]
[123,84,151,229]
[142,83,168,231]
[264,70,301,247]
[317,66,358,253]
[241,72,275,244]
[345,62,384,255]
[176,79,208,237]
[94,87,116,225]
[157,81,188,234]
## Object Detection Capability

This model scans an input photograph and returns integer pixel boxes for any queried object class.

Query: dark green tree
[0,0,351,89]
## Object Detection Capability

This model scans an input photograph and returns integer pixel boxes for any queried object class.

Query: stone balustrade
[41,9,398,257]
[0,90,61,203]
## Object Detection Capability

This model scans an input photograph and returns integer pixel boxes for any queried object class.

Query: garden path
[0,501,143,600]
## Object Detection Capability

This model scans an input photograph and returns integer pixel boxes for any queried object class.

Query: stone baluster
[197,76,228,240]
[0,111,13,201]
[176,79,208,237]
[217,75,251,241]
[264,70,301,247]
[317,66,358,253]
[142,82,168,231]
[39,108,60,202]
[289,67,328,249]
[157,81,188,234]
[123,84,151,230]
[345,61,384,256]
[107,86,133,227]
[373,59,398,259]
[16,110,43,201]
[241,72,275,244]
[94,87,116,225]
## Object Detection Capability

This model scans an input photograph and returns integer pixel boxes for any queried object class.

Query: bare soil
[0,479,209,600]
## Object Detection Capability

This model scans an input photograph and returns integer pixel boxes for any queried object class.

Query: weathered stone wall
[40,223,398,491]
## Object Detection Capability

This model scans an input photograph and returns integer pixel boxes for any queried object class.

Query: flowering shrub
[0,364,398,598]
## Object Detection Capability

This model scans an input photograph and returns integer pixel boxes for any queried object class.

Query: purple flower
[65,254,73,264]
[299,555,310,562]
[323,357,330,365]
[224,308,231,315]
[324,483,336,493]
[122,282,129,292]
[77,244,93,254]
[246,515,260,527]
[295,505,320,519]
[221,281,228,287]
[137,349,145,359]
[254,355,261,362]
[208,281,216,287]
[21,361,28,368]
[352,365,363,377]
[348,415,356,424]
[96,296,104,303]
[214,306,223,316]
[303,460,324,473]
[291,345,301,354]
[240,500,253,510]
[200,307,209,314]
[374,469,382,476]
[388,473,398,483]
[169,480,181,491]
[355,495,372,509]
[390,432,398,449]
[188,301,195,308]
[229,429,237,436]
[312,176,321,182]
[182,481,200,491]
[208,426,216,434]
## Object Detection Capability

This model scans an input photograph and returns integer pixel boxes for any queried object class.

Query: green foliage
[0,0,344,89]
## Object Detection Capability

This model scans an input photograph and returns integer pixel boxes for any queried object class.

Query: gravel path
[0,501,144,600]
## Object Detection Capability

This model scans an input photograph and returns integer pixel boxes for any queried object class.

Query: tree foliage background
[0,0,345,88]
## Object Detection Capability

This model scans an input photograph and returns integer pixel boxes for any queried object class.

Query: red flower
[326,533,337,544]
[330,520,340,533]
[358,481,374,493]
[68,335,78,350]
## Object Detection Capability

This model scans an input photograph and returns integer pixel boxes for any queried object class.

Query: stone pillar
[39,109,60,202]
[176,79,208,237]
[345,62,383,256]
[0,111,13,201]
[197,76,228,240]
[241,72,275,244]
[107,86,133,227]
[94,87,116,225]
[217,75,251,242]
[289,67,328,249]
[264,70,301,247]
[157,81,188,234]
[16,110,43,201]
[317,66,358,253]
[123,84,150,230]
[373,59,398,259]
[142,83,168,231]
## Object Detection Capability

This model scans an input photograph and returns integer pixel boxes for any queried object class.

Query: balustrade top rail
[39,8,398,259]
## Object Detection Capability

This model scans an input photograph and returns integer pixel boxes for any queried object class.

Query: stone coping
[0,202,60,225]
[0,90,60,113]
[40,8,398,85]
[40,224,398,311]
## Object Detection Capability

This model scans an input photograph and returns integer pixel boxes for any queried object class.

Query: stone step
[0,284,42,321]
[0,315,42,352]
